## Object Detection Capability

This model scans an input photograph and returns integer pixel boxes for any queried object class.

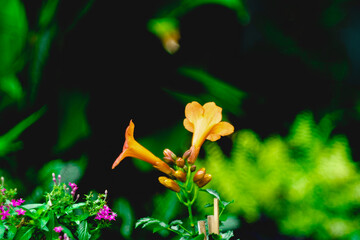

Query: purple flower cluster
[95,205,117,221]
[0,193,26,220]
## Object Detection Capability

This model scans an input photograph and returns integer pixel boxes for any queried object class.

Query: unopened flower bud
[193,168,206,183]
[190,165,197,172]
[182,149,192,160]
[163,149,177,161]
[52,173,57,185]
[176,157,185,168]
[153,161,175,176]
[174,170,187,182]
[163,156,174,164]
[158,176,181,192]
[196,173,212,188]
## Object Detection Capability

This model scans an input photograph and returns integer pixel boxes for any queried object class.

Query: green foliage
[0,175,116,240]
[0,107,46,157]
[112,198,134,239]
[136,189,235,239]
[0,0,28,109]
[167,67,247,117]
[54,90,91,153]
[199,111,360,239]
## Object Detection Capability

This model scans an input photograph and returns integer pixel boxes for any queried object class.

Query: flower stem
[187,202,195,229]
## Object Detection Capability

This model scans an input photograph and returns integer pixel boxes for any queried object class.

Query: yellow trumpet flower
[112,120,174,176]
[183,101,234,163]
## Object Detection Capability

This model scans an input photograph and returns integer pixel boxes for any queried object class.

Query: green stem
[187,202,195,228]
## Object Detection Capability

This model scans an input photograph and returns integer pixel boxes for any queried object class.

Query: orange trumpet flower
[183,102,234,163]
[112,120,174,176]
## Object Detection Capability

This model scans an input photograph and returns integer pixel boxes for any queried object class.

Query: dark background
[2,0,360,239]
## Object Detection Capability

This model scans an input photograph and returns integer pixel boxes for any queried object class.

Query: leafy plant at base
[0,174,116,240]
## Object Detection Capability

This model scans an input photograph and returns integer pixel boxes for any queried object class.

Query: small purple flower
[1,209,10,220]
[1,188,5,194]
[94,205,116,221]
[54,226,63,233]
[10,198,25,207]
[16,208,26,215]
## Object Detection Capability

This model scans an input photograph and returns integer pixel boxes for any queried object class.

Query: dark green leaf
[113,198,134,239]
[193,234,206,240]
[61,225,75,239]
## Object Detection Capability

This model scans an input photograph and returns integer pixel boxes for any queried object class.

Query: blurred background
[1,0,360,239]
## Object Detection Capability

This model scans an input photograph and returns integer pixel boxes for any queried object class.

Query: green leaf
[7,225,17,240]
[60,225,75,239]
[192,234,206,240]
[39,214,50,231]
[201,188,221,200]
[65,202,86,214]
[38,0,59,28]
[201,188,234,211]
[21,203,45,210]
[77,221,91,240]
[0,107,46,156]
[220,230,235,240]
[13,226,34,240]
[0,222,6,238]
[135,217,168,231]
[169,219,183,226]
[113,198,134,239]
[44,211,55,239]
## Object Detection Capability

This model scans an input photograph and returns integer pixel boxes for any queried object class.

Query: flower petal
[203,102,222,126]
[206,122,234,141]
[183,118,194,133]
[185,101,204,124]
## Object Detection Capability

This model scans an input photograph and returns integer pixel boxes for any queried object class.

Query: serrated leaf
[135,217,153,228]
[169,219,183,226]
